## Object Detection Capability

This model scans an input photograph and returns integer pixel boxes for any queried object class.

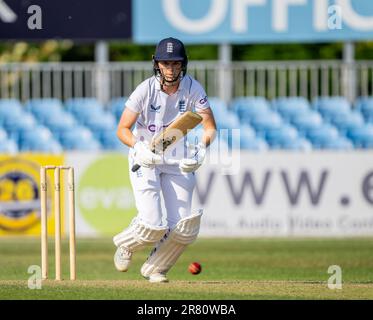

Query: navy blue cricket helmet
[153,37,188,79]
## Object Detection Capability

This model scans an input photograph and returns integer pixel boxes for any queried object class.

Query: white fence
[0,60,372,104]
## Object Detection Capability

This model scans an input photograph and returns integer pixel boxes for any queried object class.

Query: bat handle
[131,164,141,172]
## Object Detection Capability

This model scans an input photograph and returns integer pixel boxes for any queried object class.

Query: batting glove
[133,141,162,168]
[179,142,206,173]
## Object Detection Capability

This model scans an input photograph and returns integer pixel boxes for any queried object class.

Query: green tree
[1,41,372,62]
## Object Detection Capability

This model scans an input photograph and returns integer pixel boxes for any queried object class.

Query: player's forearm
[198,108,217,148]
[117,127,137,148]
[202,127,217,147]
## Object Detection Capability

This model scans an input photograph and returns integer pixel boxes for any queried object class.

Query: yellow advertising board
[0,154,64,236]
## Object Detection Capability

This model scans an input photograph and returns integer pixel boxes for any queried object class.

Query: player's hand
[179,142,206,173]
[133,141,162,168]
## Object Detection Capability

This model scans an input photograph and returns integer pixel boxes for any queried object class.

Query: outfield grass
[1,237,373,299]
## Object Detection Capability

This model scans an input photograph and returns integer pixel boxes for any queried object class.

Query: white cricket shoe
[114,246,132,272]
[148,272,169,283]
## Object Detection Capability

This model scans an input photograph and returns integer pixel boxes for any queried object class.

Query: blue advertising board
[134,0,373,44]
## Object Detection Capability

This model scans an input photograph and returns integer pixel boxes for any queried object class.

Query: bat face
[151,111,202,154]
[132,111,202,172]
[152,135,177,153]
[162,136,177,150]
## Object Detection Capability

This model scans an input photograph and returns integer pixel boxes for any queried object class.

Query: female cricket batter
[112,37,216,283]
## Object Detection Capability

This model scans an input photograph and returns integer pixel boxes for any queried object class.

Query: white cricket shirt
[125,75,210,159]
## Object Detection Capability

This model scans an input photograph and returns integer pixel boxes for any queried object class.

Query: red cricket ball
[188,262,202,275]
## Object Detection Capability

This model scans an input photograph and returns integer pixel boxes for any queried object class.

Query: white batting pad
[113,218,168,252]
[141,209,203,277]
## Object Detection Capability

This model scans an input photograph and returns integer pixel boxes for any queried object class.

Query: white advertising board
[66,151,373,237]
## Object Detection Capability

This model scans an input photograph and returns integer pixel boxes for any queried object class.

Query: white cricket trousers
[129,153,196,228]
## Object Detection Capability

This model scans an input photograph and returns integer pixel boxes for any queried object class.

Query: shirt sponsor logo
[150,104,162,112]
[199,96,208,105]
[148,122,171,133]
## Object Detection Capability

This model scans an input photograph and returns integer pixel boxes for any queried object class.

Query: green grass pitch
[1,237,373,299]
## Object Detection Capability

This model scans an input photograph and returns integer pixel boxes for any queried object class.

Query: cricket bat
[132,111,203,172]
